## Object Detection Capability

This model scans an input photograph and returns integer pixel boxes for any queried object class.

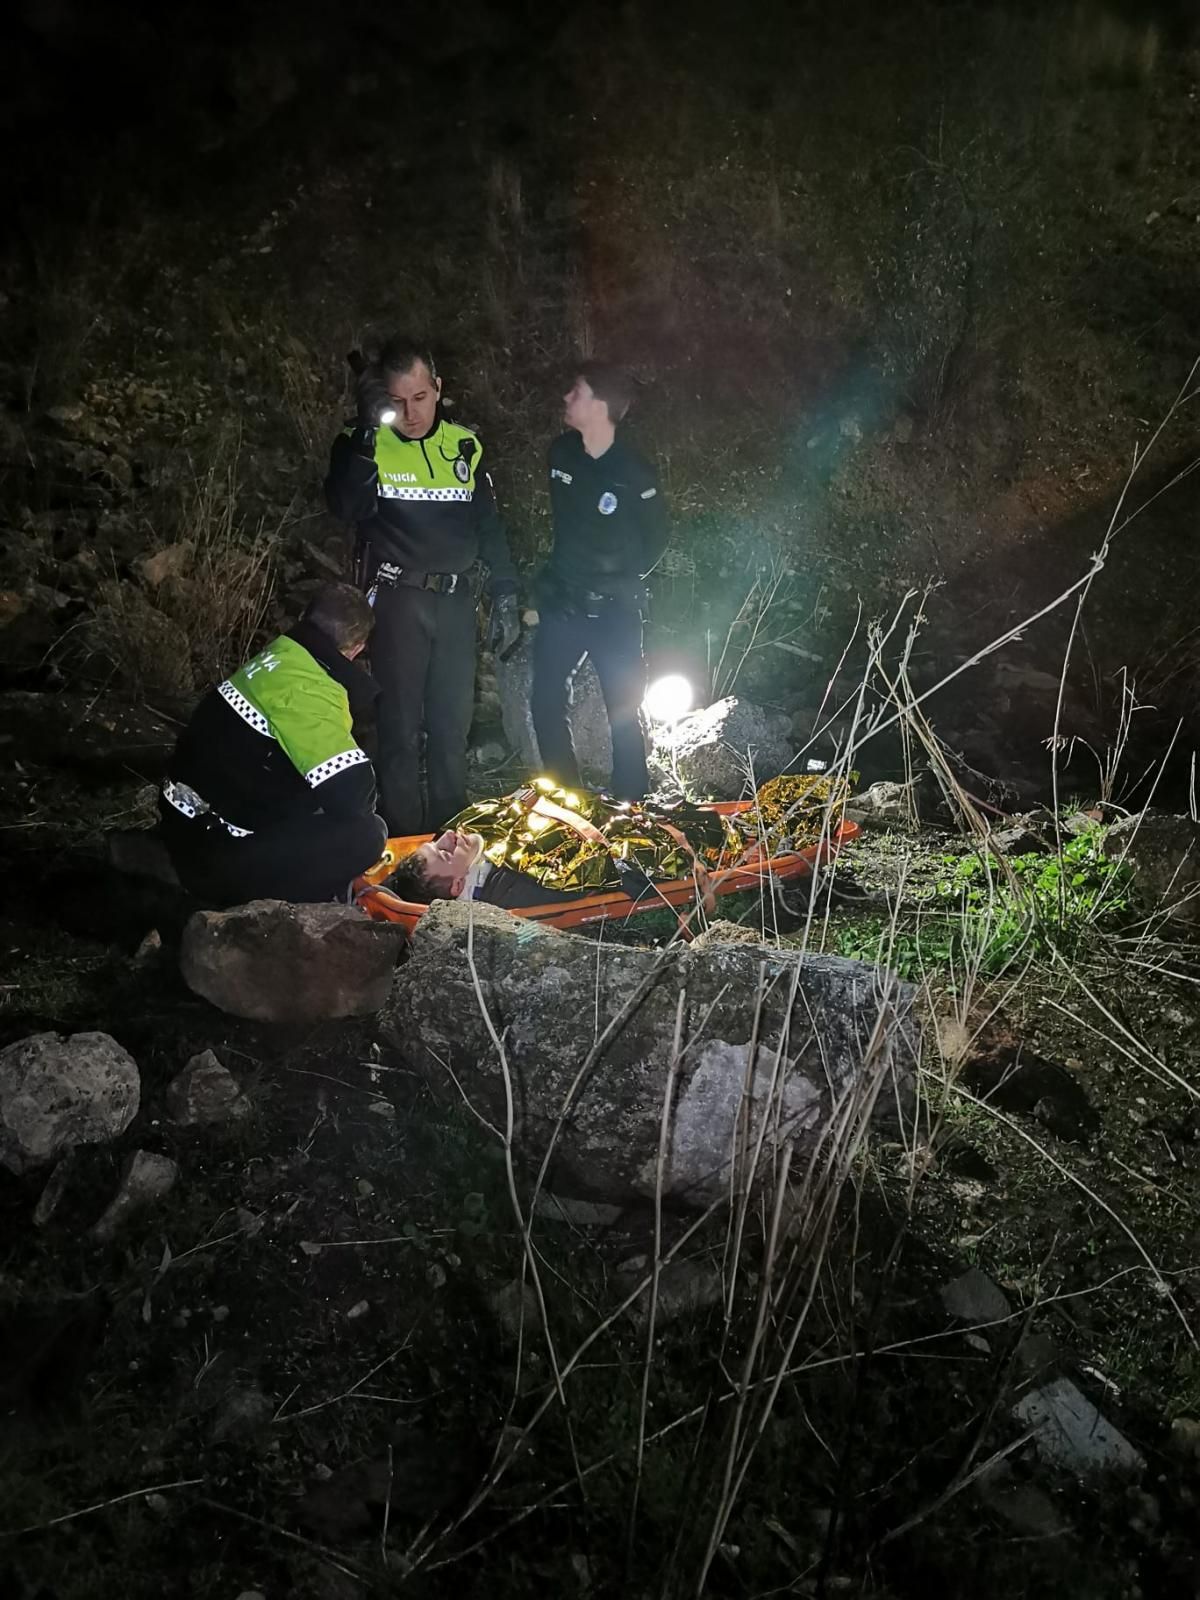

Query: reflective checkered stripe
[305,747,371,789]
[378,485,472,501]
[162,779,253,837]
[218,679,271,735]
[215,634,373,804]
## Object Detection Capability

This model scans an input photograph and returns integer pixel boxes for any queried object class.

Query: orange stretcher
[354,798,859,938]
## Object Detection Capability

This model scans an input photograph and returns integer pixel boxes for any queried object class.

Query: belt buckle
[439,572,458,595]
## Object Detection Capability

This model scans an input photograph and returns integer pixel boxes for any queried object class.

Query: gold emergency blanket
[745,773,851,852]
[447,774,850,894]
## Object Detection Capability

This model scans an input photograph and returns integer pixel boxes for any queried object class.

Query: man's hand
[486,593,521,658]
[355,370,394,430]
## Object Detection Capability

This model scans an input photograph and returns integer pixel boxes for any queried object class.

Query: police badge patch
[598,491,618,515]
[454,457,472,483]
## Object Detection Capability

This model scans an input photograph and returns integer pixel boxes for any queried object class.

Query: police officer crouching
[159,584,387,906]
[532,361,668,801]
[324,337,520,835]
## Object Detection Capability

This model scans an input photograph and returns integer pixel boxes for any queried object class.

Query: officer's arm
[324,429,380,525]
[275,687,379,819]
[634,461,670,576]
[472,470,519,597]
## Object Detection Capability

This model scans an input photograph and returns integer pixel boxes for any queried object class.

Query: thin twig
[0,1479,204,1538]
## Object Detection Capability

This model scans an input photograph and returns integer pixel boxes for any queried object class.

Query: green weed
[834,824,1130,978]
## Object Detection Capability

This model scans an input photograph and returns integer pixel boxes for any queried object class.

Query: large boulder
[0,1032,140,1174]
[495,629,613,783]
[1104,812,1200,925]
[383,901,918,1207]
[180,901,408,1022]
[648,696,795,800]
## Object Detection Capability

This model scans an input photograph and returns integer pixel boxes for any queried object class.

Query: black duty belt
[371,561,466,598]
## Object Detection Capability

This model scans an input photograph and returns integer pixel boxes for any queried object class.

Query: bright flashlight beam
[379,406,397,426]
[643,673,694,724]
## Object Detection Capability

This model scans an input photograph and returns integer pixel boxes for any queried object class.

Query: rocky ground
[3,744,1200,1598]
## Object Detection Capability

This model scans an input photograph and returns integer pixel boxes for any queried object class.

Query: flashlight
[643,674,694,725]
[347,348,396,428]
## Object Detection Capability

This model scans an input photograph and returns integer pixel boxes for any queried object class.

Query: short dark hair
[576,359,635,423]
[302,583,375,652]
[387,851,448,904]
[378,336,439,382]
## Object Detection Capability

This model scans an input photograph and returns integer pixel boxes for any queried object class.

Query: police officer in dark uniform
[531,361,669,800]
[324,337,520,835]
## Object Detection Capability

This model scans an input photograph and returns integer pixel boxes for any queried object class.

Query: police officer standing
[531,361,668,800]
[324,337,521,835]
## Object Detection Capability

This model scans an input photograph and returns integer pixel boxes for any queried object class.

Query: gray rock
[132,929,163,967]
[990,822,1049,855]
[489,1278,540,1341]
[136,541,192,587]
[495,629,612,783]
[532,1192,623,1228]
[0,1032,140,1175]
[976,1462,1067,1537]
[1013,1376,1144,1476]
[844,780,918,828]
[1104,812,1200,925]
[383,901,918,1207]
[43,402,89,436]
[98,453,133,495]
[181,901,407,1022]
[165,1050,250,1126]
[648,696,794,800]
[940,1266,1011,1324]
[210,1382,273,1442]
[617,1255,724,1325]
[92,1150,179,1242]
[33,1152,76,1226]
[469,739,509,769]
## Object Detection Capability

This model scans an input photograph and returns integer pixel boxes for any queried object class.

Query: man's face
[563,375,606,433]
[416,829,484,897]
[385,360,442,438]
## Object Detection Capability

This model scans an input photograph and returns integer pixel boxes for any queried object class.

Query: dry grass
[78,428,282,698]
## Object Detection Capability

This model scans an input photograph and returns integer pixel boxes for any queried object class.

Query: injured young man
[378,776,846,911]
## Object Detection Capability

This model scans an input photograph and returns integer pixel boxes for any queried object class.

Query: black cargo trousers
[368,579,478,835]
[531,596,649,802]
[160,806,386,907]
